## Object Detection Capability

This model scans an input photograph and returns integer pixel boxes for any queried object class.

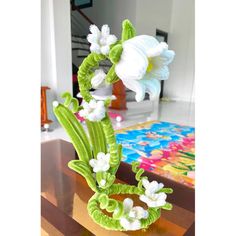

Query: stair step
[72,34,87,39]
[72,40,90,46]
[77,55,88,58]
[72,47,90,52]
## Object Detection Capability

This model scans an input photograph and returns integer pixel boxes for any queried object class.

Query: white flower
[115,35,175,102]
[79,99,106,122]
[91,69,107,89]
[89,152,110,173]
[142,179,164,196]
[120,198,148,231]
[87,24,117,55]
[139,179,167,208]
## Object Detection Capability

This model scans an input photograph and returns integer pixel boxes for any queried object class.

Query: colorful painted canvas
[115,121,195,188]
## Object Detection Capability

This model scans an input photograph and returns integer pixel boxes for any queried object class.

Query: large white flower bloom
[79,99,105,122]
[115,35,175,102]
[91,69,107,89]
[139,179,167,208]
[89,152,110,173]
[87,24,117,55]
[120,198,148,231]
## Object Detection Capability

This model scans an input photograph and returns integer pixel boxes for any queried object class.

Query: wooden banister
[71,0,94,25]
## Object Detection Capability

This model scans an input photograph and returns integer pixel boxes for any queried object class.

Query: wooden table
[41,139,195,236]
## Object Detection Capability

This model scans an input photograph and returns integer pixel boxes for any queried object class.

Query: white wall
[83,0,137,38]
[135,0,173,35]
[53,0,73,98]
[165,0,195,102]
[41,0,72,121]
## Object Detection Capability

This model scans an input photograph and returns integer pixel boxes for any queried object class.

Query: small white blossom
[139,179,167,208]
[120,198,148,231]
[79,99,106,122]
[87,24,117,55]
[89,152,110,173]
[91,69,107,89]
[100,179,106,186]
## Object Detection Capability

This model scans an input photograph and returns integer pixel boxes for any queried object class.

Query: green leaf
[158,188,173,194]
[105,65,120,84]
[53,104,92,164]
[85,120,107,158]
[162,202,173,210]
[61,92,72,107]
[121,19,136,42]
[109,44,123,64]
[68,160,97,192]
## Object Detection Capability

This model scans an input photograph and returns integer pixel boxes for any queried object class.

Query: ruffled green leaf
[121,19,136,42]
[109,44,123,64]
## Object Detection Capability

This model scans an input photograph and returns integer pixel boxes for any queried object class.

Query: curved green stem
[87,184,162,231]
[77,53,120,174]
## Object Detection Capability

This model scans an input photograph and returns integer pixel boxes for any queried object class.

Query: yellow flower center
[146,58,153,73]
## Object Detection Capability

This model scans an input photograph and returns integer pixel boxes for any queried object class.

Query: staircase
[70,2,113,99]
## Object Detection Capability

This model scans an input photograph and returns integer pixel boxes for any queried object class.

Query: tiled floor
[41,101,195,143]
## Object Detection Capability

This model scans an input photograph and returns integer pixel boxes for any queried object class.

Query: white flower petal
[158,183,164,191]
[100,45,110,55]
[159,49,175,65]
[115,43,148,81]
[97,152,105,160]
[120,218,141,231]
[120,217,131,230]
[102,163,110,172]
[90,43,101,53]
[131,206,148,220]
[97,100,105,107]
[89,24,100,37]
[130,220,141,230]
[79,109,86,118]
[148,181,159,193]
[87,113,96,121]
[93,166,100,173]
[82,101,90,110]
[100,179,106,186]
[142,179,150,189]
[151,66,170,80]
[101,24,110,37]
[89,159,97,168]
[124,35,160,58]
[87,33,98,44]
[139,194,149,204]
[89,99,97,109]
[158,192,167,201]
[139,78,161,101]
[106,34,117,45]
[91,69,106,89]
[123,198,133,213]
[122,78,146,102]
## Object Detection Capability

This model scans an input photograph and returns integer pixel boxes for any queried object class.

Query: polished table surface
[41,139,195,236]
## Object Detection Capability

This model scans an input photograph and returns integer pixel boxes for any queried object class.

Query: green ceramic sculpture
[53,19,175,231]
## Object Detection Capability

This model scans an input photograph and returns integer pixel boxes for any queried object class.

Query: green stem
[77,53,120,174]
[87,184,163,231]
